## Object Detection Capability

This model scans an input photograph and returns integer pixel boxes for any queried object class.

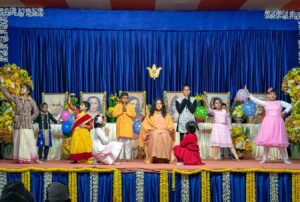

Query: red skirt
[173,146,204,165]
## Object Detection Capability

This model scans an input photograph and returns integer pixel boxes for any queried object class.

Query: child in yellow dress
[68,93,93,163]
[113,92,136,160]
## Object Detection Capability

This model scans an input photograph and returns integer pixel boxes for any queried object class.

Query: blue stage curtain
[97,172,113,202]
[170,174,182,202]
[189,174,201,202]
[278,173,292,202]
[7,10,297,104]
[122,173,136,202]
[210,173,222,202]
[52,172,68,185]
[144,173,159,202]
[6,172,21,183]
[77,173,90,202]
[256,173,270,202]
[30,172,44,202]
[230,173,246,202]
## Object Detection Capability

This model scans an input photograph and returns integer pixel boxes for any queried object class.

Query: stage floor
[0,160,300,172]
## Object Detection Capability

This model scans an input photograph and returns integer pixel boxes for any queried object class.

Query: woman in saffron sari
[139,98,175,163]
[68,93,93,163]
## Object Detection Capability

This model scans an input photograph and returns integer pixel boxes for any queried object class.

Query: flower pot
[290,143,300,160]
[0,143,13,160]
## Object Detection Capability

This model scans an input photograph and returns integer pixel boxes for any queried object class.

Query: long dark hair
[149,98,167,118]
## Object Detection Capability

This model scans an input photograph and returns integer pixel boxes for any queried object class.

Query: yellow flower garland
[1,167,299,202]
[21,171,30,192]
[68,172,77,202]
[201,171,211,202]
[113,169,122,202]
[292,173,300,202]
[159,170,169,202]
[246,172,256,202]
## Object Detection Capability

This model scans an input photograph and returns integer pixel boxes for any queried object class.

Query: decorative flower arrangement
[194,94,203,103]
[282,67,300,144]
[0,63,33,99]
[232,105,243,118]
[232,126,253,158]
[282,67,300,101]
[106,94,119,122]
[61,138,71,159]
[0,102,14,143]
[0,63,33,143]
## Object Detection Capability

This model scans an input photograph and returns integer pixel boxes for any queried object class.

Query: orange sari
[139,112,175,161]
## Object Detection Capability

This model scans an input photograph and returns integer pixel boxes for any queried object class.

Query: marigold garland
[159,170,169,202]
[246,172,256,202]
[113,169,122,202]
[201,171,210,202]
[21,171,31,192]
[292,173,300,202]
[68,172,77,202]
[0,167,299,202]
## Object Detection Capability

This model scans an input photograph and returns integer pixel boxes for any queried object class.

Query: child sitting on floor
[173,121,204,165]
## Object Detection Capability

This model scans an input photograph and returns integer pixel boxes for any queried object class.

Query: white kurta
[92,128,123,165]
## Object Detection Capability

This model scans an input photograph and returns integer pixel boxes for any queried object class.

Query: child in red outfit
[173,121,204,165]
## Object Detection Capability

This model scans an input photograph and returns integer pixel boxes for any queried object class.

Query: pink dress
[250,96,292,148]
[209,109,233,148]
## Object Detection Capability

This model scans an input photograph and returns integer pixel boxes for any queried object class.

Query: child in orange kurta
[113,92,136,160]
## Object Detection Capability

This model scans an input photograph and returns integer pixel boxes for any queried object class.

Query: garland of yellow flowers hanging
[0,63,33,144]
[201,171,211,202]
[246,172,256,202]
[159,170,169,202]
[113,169,122,202]
[21,171,31,192]
[68,172,77,202]
[292,173,300,202]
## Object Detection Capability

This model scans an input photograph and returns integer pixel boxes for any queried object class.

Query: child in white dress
[92,115,123,165]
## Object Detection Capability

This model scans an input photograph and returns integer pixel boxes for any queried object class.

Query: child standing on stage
[113,92,136,161]
[1,78,40,164]
[203,97,239,161]
[220,103,234,160]
[176,85,197,141]
[92,114,123,165]
[173,121,204,165]
[68,93,93,163]
[35,103,59,161]
[245,86,293,164]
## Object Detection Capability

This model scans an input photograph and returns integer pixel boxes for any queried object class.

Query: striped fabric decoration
[43,172,52,201]
[0,172,7,197]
